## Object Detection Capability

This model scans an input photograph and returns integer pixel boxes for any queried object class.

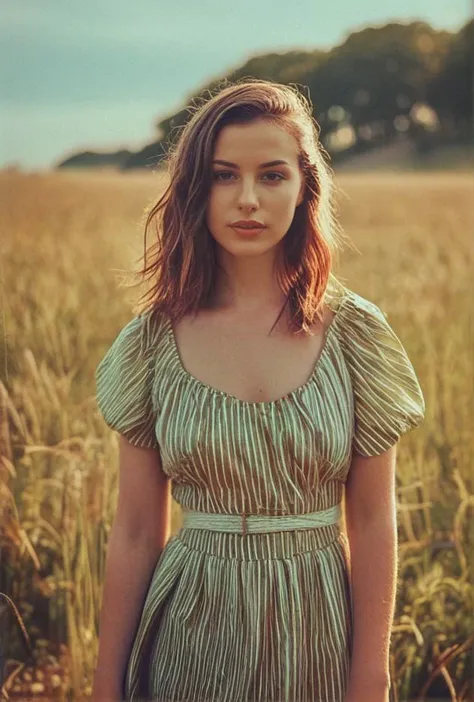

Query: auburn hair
[131,77,350,336]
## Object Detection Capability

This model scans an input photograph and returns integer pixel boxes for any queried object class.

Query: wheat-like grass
[0,168,472,701]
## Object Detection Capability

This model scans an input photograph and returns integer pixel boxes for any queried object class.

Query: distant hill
[53,137,473,174]
[55,149,132,169]
[54,19,473,172]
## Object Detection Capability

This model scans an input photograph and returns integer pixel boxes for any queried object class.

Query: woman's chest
[171,309,330,404]
[153,333,355,485]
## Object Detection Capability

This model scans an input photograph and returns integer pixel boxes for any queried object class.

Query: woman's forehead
[213,122,299,163]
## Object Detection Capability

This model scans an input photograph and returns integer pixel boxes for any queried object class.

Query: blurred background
[1,1,473,701]
[1,0,473,172]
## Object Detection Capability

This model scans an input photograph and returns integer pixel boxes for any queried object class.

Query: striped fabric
[181,503,343,533]
[95,284,425,702]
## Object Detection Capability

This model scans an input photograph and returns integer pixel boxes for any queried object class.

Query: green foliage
[142,20,471,171]
[427,19,474,130]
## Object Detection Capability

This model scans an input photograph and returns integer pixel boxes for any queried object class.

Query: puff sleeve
[338,291,426,457]
[95,315,159,449]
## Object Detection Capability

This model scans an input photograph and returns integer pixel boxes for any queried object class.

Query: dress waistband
[182,503,342,535]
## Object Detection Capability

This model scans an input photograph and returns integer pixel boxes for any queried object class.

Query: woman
[92,79,425,702]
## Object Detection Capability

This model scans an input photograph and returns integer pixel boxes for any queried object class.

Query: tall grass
[0,169,472,701]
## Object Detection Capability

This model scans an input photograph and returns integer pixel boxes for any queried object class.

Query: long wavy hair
[132,77,350,336]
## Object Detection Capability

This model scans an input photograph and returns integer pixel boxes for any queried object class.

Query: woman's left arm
[343,445,398,702]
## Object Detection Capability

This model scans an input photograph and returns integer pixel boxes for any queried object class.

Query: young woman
[92,79,425,702]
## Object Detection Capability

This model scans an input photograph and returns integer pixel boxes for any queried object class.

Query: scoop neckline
[164,292,348,408]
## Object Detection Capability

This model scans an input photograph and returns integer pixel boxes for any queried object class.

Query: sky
[1,0,471,170]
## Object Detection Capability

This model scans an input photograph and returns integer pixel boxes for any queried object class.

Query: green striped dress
[95,283,425,702]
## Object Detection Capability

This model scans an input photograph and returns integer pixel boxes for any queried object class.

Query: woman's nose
[237,180,259,208]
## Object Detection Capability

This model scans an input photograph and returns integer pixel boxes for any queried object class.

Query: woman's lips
[231,225,266,237]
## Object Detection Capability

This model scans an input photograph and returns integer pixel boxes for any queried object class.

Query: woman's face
[205,118,305,259]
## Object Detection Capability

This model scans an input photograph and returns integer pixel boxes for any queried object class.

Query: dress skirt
[127,506,354,702]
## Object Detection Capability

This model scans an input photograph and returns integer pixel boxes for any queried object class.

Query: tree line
[57,19,473,170]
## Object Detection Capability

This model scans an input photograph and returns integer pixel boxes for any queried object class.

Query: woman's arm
[343,445,397,702]
[91,437,171,701]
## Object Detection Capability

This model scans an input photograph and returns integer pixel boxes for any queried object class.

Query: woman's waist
[181,503,342,535]
[175,503,344,559]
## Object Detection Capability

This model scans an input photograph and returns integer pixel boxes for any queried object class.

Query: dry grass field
[0,168,473,701]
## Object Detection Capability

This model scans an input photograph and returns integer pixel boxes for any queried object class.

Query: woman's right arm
[91,436,171,701]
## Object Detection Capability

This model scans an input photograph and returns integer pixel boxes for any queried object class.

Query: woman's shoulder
[96,307,169,373]
[325,282,387,334]
[326,281,412,365]
[325,283,426,455]
[139,307,170,350]
[95,310,165,449]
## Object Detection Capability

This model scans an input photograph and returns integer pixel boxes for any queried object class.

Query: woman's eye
[212,171,285,182]
[264,172,285,182]
[213,171,233,181]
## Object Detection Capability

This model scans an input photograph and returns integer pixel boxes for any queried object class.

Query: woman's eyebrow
[212,159,290,168]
